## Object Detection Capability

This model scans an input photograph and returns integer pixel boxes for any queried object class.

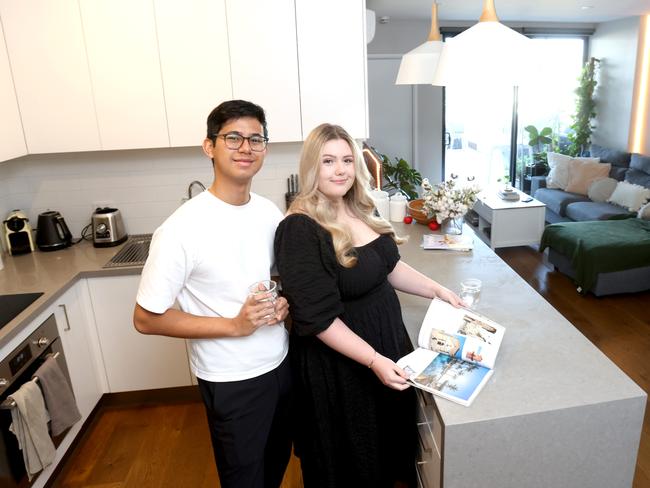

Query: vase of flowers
[420,178,480,234]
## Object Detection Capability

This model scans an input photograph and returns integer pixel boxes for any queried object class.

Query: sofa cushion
[630,153,650,173]
[546,152,572,189]
[639,202,650,220]
[589,144,632,181]
[588,177,618,202]
[610,166,629,181]
[546,152,600,189]
[589,144,631,167]
[534,188,590,216]
[626,169,650,187]
[608,181,650,211]
[565,160,611,195]
[626,154,650,188]
[564,201,632,221]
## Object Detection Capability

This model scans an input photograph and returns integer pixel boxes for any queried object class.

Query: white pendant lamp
[395,2,443,85]
[431,0,533,87]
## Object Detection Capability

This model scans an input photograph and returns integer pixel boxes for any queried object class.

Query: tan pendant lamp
[395,2,443,84]
[431,0,533,87]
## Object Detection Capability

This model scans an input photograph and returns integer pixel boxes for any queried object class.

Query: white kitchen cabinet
[295,0,368,139]
[0,0,101,154]
[54,281,104,420]
[79,0,169,150]
[0,20,26,162]
[154,0,232,147]
[226,0,302,142]
[87,275,192,392]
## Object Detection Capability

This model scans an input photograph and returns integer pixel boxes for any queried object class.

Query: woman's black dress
[274,214,417,488]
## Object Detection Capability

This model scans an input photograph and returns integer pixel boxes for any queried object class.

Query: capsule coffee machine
[2,210,35,255]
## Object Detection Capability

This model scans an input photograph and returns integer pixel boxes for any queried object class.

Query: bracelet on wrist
[367,350,378,368]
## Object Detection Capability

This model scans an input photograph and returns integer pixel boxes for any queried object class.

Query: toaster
[92,207,128,247]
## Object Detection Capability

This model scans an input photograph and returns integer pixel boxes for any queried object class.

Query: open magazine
[397,298,505,406]
[422,233,473,251]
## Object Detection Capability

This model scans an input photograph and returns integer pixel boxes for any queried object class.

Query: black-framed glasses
[214,132,268,152]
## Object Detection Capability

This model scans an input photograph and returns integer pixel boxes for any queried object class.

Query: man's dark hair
[206,100,268,141]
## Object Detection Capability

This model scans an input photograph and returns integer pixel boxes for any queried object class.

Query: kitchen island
[392,222,646,488]
[0,224,646,488]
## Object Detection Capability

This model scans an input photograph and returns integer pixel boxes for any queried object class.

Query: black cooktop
[0,292,44,331]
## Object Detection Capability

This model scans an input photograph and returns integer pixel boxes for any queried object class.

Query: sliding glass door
[443,35,586,192]
[444,85,515,188]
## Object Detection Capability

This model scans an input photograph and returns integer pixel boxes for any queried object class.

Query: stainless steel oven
[0,314,72,487]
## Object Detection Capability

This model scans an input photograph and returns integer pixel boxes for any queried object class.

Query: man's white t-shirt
[136,191,289,382]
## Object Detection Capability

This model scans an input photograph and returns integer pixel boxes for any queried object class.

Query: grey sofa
[531,144,650,223]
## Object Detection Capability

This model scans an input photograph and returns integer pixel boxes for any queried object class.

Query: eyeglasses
[214,132,268,152]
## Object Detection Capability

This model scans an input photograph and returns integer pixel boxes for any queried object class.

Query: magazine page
[397,348,493,407]
[417,298,505,369]
[422,233,474,251]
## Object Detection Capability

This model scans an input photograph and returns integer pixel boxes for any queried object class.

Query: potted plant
[378,152,423,200]
[524,125,552,176]
[567,57,600,157]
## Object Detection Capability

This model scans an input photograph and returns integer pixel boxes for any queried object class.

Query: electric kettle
[35,211,73,251]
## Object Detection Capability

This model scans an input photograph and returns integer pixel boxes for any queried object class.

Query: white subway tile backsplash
[0,143,301,237]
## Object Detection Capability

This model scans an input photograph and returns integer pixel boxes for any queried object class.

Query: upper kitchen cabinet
[154,0,232,147]
[295,0,368,139]
[0,0,100,154]
[79,0,169,150]
[226,0,302,142]
[0,20,25,162]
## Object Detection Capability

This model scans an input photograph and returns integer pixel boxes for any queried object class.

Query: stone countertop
[1,222,645,428]
[0,239,141,348]
[392,222,645,427]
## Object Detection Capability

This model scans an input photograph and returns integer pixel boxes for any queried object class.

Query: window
[443,34,587,192]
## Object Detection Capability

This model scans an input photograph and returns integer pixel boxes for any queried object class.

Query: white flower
[420,179,480,223]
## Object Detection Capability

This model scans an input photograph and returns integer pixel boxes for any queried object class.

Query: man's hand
[231,292,277,337]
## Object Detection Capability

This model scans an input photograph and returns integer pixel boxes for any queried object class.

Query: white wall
[0,144,300,242]
[590,16,640,151]
[367,20,445,183]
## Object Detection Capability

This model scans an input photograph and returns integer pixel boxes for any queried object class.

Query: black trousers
[198,356,292,488]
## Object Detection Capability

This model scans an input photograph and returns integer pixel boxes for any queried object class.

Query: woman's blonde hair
[289,123,404,268]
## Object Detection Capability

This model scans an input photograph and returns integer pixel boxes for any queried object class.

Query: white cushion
[607,181,650,212]
[546,152,600,190]
[546,152,572,189]
[638,201,650,220]
[587,177,618,202]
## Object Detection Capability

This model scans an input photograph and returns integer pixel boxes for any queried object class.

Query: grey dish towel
[9,381,56,480]
[33,356,82,436]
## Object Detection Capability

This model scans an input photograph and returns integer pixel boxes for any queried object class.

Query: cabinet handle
[59,304,71,331]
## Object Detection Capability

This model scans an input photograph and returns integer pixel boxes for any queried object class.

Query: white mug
[389,193,407,222]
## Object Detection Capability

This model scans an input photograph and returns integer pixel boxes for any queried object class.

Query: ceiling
[366,0,650,24]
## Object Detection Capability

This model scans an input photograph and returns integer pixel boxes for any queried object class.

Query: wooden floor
[52,393,303,488]
[52,245,649,487]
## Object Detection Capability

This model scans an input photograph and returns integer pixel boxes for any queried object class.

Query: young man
[134,100,291,488]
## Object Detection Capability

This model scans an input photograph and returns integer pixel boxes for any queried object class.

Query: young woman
[274,123,463,487]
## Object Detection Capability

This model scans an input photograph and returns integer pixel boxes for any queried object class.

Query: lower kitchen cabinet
[54,281,104,420]
[416,390,442,488]
[86,275,192,392]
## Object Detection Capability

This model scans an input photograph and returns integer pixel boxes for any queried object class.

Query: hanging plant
[567,57,600,157]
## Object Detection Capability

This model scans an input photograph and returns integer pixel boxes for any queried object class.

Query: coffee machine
[3,210,35,255]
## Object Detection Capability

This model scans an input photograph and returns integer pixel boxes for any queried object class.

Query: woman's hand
[370,353,411,391]
[269,296,289,324]
[436,286,466,308]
